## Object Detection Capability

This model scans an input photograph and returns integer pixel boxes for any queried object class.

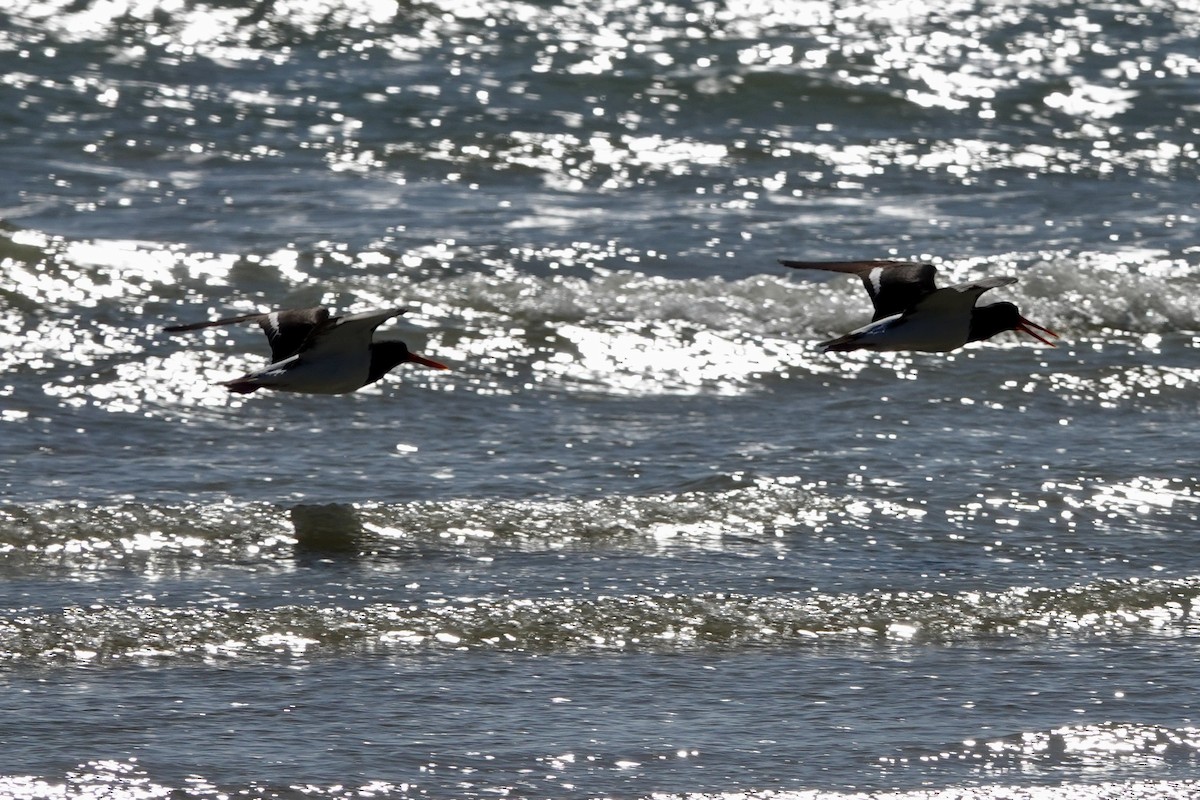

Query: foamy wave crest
[3,575,1199,666]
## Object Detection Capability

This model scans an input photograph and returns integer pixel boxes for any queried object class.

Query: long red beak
[1016,316,1059,347]
[408,352,451,370]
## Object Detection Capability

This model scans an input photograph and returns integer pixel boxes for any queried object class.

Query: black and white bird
[780,259,1058,353]
[164,306,449,394]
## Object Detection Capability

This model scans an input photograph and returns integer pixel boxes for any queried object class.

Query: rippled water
[3,0,1200,798]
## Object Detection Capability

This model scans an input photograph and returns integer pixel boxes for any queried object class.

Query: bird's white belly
[254,355,370,394]
[851,312,971,352]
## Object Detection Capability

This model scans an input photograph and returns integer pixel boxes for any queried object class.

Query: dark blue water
[2,1,1200,798]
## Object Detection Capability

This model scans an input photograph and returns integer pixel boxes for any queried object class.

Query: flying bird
[164,306,449,394]
[780,259,1058,353]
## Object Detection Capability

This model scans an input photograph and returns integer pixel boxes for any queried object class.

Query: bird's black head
[367,341,451,385]
[969,302,1058,346]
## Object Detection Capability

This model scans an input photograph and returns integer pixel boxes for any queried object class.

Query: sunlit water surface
[2,0,1200,797]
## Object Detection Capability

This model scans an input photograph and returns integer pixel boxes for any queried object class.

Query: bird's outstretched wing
[910,276,1017,314]
[165,307,334,362]
[163,312,266,333]
[780,259,939,321]
[259,308,334,361]
[300,308,408,362]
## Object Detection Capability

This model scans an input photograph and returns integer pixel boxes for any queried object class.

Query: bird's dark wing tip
[162,312,266,334]
[778,259,915,273]
[163,320,219,333]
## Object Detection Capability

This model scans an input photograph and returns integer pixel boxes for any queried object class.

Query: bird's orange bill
[1016,316,1059,346]
[410,352,451,370]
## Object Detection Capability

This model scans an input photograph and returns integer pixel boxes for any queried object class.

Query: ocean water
[3,0,1200,798]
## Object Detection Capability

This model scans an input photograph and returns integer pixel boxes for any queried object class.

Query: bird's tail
[818,333,865,352]
[220,377,264,394]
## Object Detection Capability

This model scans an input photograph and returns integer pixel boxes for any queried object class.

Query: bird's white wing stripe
[868,267,884,294]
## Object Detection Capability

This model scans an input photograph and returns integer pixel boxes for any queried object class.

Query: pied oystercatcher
[781,259,1059,353]
[164,306,449,394]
